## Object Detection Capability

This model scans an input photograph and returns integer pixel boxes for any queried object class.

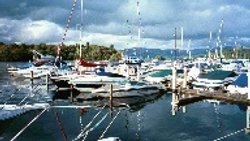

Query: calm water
[0,62,250,141]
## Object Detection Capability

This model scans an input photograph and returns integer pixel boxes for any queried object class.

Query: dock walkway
[164,82,250,106]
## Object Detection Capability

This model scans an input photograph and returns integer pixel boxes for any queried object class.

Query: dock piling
[248,72,250,100]
[109,84,113,110]
[183,67,187,89]
[171,92,179,116]
[30,70,34,86]
[172,66,177,91]
[70,84,73,102]
[136,65,140,81]
[181,94,187,113]
[30,70,34,80]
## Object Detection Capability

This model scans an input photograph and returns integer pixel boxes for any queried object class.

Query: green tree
[109,52,122,61]
[155,55,165,61]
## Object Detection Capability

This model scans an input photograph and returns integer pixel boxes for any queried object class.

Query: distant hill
[122,47,207,59]
[122,46,250,59]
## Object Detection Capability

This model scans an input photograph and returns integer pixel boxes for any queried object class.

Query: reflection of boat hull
[92,82,161,98]
[96,88,160,98]
[75,90,165,111]
[50,77,70,88]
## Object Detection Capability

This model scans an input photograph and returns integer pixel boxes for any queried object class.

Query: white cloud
[0,18,63,43]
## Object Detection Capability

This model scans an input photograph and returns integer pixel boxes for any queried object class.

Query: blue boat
[227,73,248,94]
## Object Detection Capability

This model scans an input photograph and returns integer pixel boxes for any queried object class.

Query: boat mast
[174,27,177,61]
[181,27,184,50]
[136,0,141,81]
[219,18,224,59]
[79,0,83,59]
[137,0,141,47]
[188,39,192,60]
[217,18,224,61]
[208,31,212,59]
[58,0,78,59]
[136,0,143,59]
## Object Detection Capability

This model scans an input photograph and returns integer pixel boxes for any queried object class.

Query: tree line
[0,42,121,62]
[222,47,250,59]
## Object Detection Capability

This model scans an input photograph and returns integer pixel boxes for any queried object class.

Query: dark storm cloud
[1,0,250,48]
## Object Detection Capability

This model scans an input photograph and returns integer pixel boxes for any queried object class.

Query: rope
[10,108,47,141]
[58,0,78,56]
[0,88,20,110]
[82,105,106,133]
[4,88,19,104]
[213,128,246,141]
[82,113,109,141]
[99,111,121,139]
[72,105,106,141]
[18,93,32,106]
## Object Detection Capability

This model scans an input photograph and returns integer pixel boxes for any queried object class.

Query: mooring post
[172,65,177,92]
[70,84,73,103]
[171,94,179,116]
[182,93,187,113]
[181,67,187,113]
[31,70,34,79]
[171,62,178,116]
[183,67,187,89]
[30,70,34,86]
[109,84,113,115]
[171,93,176,116]
[136,65,140,81]
[171,91,179,116]
[110,84,113,108]
[248,72,250,100]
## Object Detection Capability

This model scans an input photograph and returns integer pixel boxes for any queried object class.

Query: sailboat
[51,0,127,92]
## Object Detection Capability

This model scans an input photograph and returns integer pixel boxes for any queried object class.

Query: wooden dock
[161,78,250,107]
[171,88,250,106]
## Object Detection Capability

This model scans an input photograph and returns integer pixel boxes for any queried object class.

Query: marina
[1,0,250,141]
[1,57,250,141]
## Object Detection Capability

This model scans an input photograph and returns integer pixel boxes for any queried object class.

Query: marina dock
[175,89,250,106]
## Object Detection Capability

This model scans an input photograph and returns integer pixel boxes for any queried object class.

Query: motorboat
[92,81,160,98]
[69,71,126,93]
[192,70,237,91]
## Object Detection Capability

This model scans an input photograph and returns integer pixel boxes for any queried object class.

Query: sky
[0,0,250,49]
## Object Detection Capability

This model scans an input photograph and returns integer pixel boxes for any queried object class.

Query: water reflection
[1,63,250,140]
[171,90,250,140]
[247,106,250,133]
[54,89,165,112]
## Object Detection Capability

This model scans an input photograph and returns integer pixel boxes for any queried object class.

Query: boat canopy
[199,70,237,80]
[232,73,248,87]
[78,59,106,67]
[149,69,183,77]
[149,69,171,77]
